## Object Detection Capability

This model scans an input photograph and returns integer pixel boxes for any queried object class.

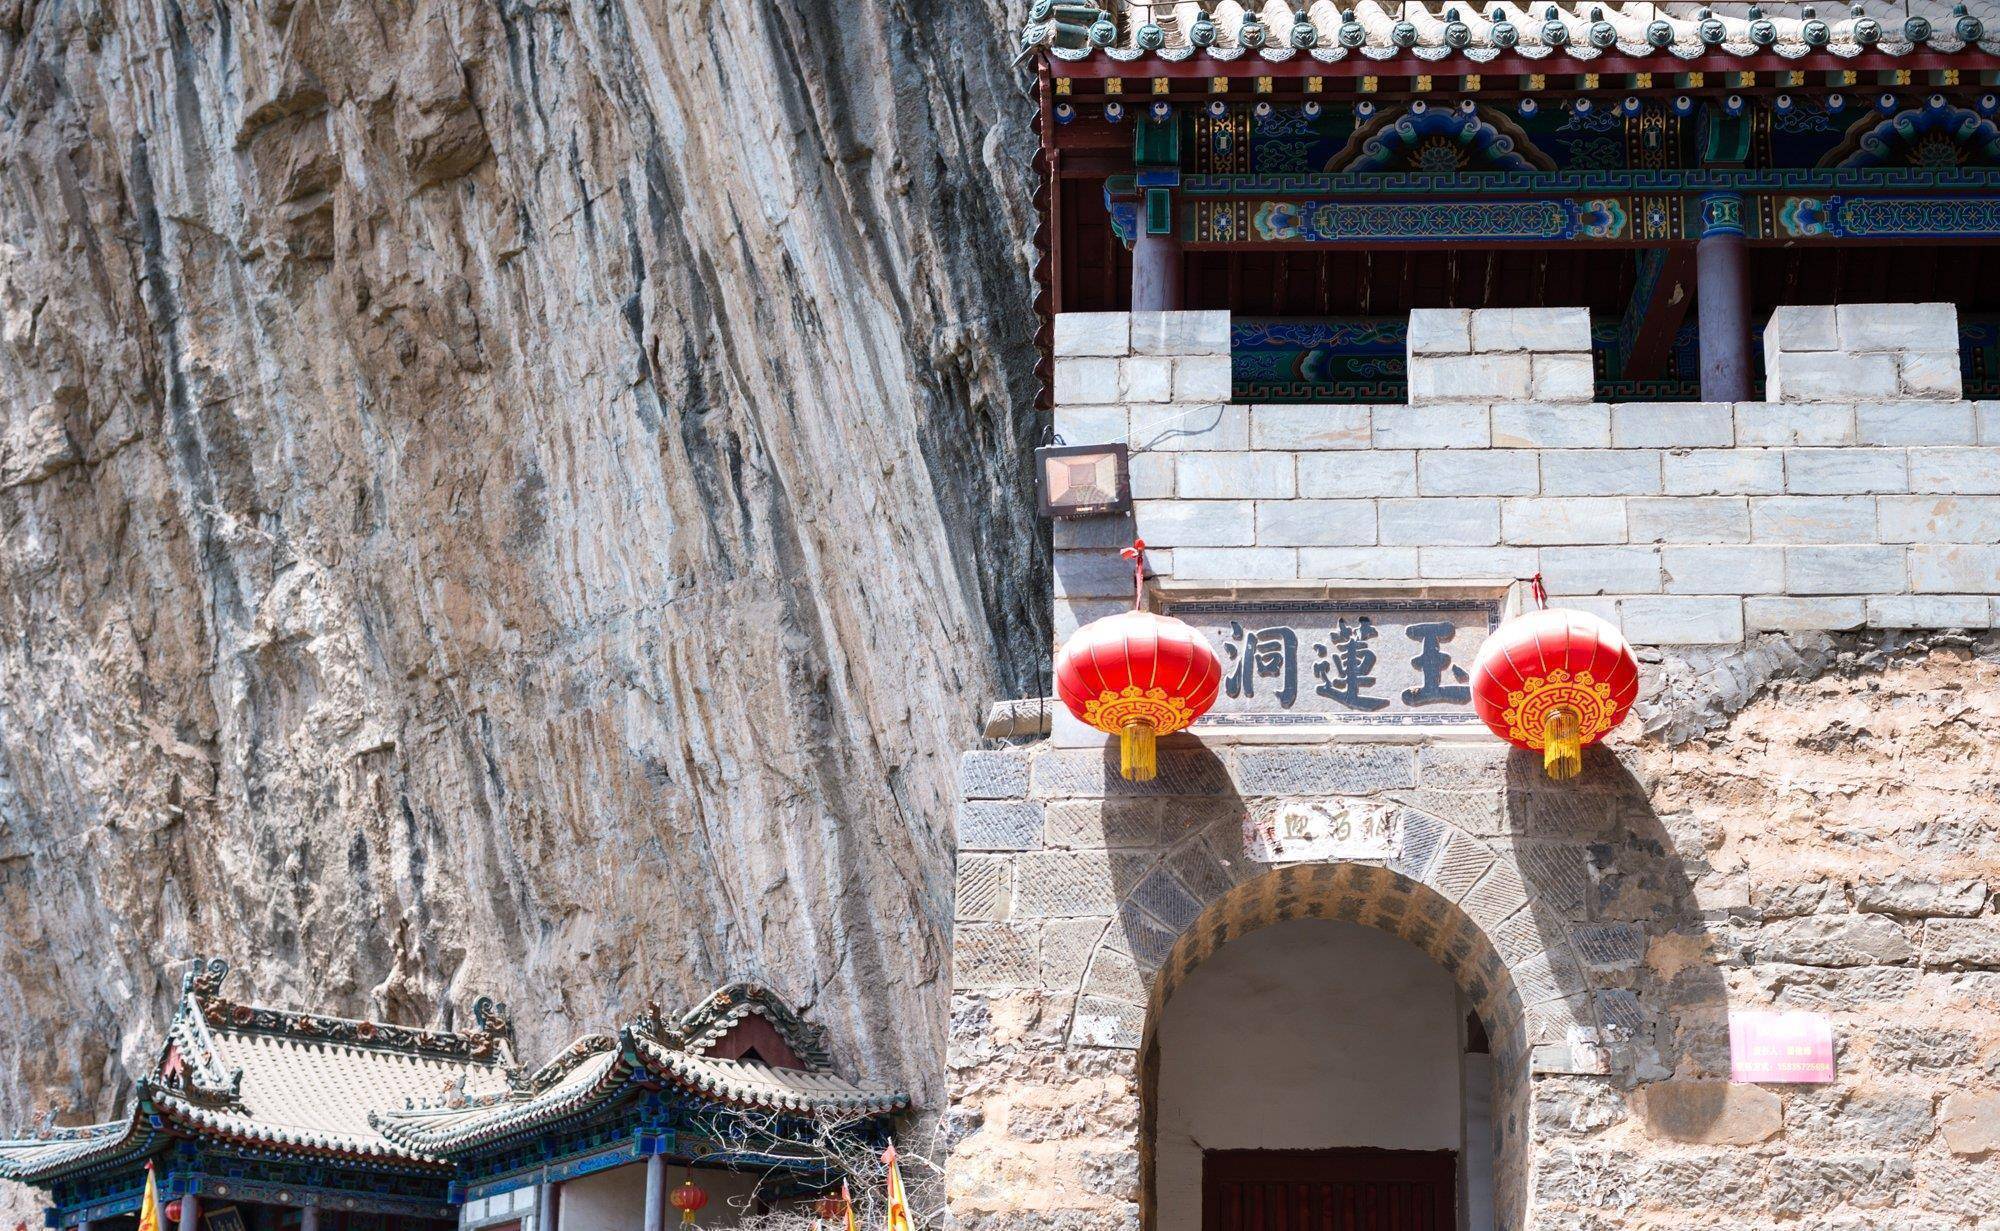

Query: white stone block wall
[1765,302,1963,402]
[1407,307,1596,405]
[1053,307,2000,648]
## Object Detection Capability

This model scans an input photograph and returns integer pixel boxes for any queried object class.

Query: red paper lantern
[1470,604,1640,781]
[814,1192,849,1224]
[1054,541,1222,782]
[164,1202,182,1225]
[670,1179,709,1225]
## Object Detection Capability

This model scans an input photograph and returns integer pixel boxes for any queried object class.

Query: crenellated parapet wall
[1053,305,2000,648]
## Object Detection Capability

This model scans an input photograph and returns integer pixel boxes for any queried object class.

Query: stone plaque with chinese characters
[1244,799,1403,864]
[1162,593,1502,729]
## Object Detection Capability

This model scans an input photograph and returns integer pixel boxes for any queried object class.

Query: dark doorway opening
[1203,1149,1457,1231]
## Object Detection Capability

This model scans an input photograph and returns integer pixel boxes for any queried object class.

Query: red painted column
[1696,192,1753,402]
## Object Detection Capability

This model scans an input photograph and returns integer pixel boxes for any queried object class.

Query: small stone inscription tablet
[1244,799,1403,864]
[1159,590,1503,730]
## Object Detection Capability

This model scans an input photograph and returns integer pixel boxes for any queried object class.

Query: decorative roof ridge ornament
[1088,6,1119,45]
[1851,3,1883,45]
[162,1005,244,1107]
[675,982,835,1069]
[514,1031,619,1095]
[1802,4,1831,45]
[166,960,247,1104]
[1291,3,1321,48]
[184,956,231,999]
[180,961,512,1064]
[471,997,510,1038]
[1587,5,1616,47]
[1541,4,1572,44]
[468,995,523,1080]
[1748,4,1779,45]
[1444,7,1473,47]
[1697,5,1727,44]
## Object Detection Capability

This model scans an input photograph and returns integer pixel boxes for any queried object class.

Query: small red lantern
[814,1192,849,1224]
[670,1179,709,1225]
[1470,589,1640,781]
[1054,541,1222,782]
[164,1202,182,1225]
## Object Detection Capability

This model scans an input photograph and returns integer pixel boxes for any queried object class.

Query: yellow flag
[136,1165,162,1231]
[842,1181,857,1231]
[882,1143,912,1231]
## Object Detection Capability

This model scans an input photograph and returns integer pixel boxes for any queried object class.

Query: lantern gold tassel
[1542,705,1583,780]
[1120,720,1158,783]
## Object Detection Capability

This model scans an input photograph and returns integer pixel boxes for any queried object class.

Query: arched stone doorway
[1152,918,1481,1230]
[947,745,1737,1231]
[1114,819,1601,1231]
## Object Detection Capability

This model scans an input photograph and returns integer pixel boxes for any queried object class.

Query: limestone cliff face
[0,0,1042,1147]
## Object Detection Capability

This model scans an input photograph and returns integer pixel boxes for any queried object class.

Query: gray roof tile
[1023,0,2000,62]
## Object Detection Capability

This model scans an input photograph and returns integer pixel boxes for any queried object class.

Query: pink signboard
[1729,1010,1836,1083]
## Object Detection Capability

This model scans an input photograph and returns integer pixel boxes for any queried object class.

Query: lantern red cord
[1053,540,1222,781]
[1469,604,1640,780]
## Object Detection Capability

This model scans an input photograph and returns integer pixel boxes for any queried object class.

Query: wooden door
[1203,1149,1456,1231]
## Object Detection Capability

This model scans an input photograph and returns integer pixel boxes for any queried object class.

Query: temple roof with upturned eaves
[370,983,910,1156]
[1022,0,2000,65]
[0,959,518,1185]
[0,970,907,1189]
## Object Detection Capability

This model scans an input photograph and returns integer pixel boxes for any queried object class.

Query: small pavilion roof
[0,960,516,1185]
[372,984,909,1156]
[1023,0,2000,65]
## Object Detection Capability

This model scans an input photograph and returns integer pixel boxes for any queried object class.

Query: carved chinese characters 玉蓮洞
[1174,596,1499,729]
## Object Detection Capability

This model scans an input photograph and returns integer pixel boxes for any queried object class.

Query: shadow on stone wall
[1054,736,1736,1228]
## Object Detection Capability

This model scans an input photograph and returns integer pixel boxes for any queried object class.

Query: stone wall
[955,305,2000,1229]
[946,644,2000,1229]
[1053,307,2000,647]
[1765,302,1963,403]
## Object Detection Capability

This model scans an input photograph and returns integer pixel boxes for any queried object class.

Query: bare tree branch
[681,1105,945,1231]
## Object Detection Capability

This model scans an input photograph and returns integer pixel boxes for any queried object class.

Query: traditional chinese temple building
[949,2,2000,1228]
[0,963,904,1231]
[1022,0,2000,402]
